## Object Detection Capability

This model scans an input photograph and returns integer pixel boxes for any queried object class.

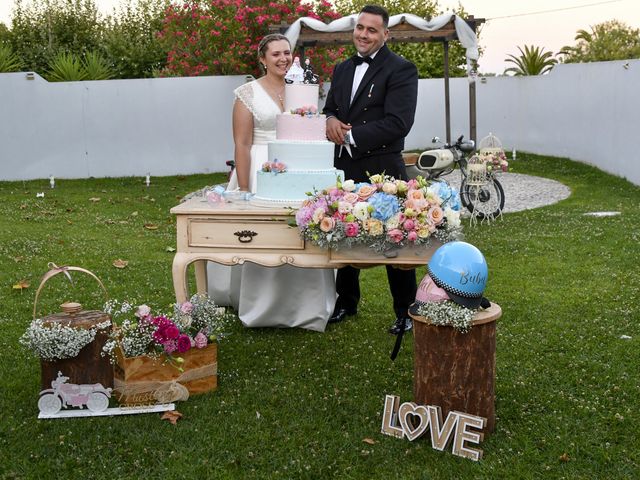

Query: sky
[1,0,639,74]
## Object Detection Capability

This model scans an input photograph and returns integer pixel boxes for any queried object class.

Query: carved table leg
[194,260,208,295]
[172,253,191,303]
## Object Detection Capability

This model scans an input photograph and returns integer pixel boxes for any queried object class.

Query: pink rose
[342,192,359,204]
[357,185,377,200]
[337,201,353,214]
[345,222,360,237]
[407,189,425,201]
[179,301,193,314]
[388,228,404,243]
[177,334,192,353]
[403,219,416,231]
[407,231,418,242]
[428,206,444,225]
[407,179,419,190]
[194,332,208,349]
[319,216,335,232]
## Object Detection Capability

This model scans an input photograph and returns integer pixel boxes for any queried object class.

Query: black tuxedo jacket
[323,44,418,182]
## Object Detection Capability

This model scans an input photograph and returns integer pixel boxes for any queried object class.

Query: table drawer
[188,218,303,249]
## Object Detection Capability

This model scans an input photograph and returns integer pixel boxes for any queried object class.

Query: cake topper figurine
[285,57,304,84]
[303,58,319,85]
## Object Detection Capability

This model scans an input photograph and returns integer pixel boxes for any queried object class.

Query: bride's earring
[261,63,267,71]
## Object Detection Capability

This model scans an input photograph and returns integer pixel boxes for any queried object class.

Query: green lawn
[0,154,638,479]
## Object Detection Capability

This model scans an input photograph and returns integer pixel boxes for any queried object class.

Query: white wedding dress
[208,80,336,332]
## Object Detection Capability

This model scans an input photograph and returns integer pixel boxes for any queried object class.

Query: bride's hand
[326,117,351,145]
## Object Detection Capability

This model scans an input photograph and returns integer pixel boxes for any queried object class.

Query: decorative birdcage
[477,133,509,174]
[466,154,489,185]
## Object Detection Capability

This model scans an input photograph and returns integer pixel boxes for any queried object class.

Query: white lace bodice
[234,80,281,145]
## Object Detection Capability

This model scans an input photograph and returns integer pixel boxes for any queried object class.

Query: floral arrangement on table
[102,294,231,364]
[20,318,112,361]
[290,105,318,116]
[261,160,287,174]
[295,174,463,252]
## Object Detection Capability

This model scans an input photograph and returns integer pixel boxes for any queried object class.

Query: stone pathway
[441,172,571,213]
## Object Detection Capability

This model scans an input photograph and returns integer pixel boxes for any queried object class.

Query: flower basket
[22,264,113,391]
[113,343,217,406]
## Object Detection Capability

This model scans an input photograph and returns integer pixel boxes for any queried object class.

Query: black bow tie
[352,55,372,66]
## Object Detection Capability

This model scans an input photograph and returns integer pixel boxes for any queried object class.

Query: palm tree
[504,45,557,76]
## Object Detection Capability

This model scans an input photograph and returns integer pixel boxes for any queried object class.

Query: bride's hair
[258,33,290,69]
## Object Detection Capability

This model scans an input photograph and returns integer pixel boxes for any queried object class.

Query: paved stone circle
[441,172,571,213]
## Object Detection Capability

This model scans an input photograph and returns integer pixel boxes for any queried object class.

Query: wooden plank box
[113,343,217,406]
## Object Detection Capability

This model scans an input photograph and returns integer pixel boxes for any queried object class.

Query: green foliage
[102,0,169,79]
[0,43,24,72]
[46,51,87,81]
[559,20,640,63]
[8,0,103,75]
[504,44,557,76]
[158,0,344,80]
[82,50,113,80]
[333,0,472,78]
[1,157,639,478]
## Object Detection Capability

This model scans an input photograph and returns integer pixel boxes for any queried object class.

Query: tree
[158,0,344,79]
[504,45,557,76]
[558,20,640,63]
[333,0,472,78]
[102,0,169,78]
[8,0,103,75]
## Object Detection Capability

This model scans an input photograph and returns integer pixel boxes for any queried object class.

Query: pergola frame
[271,15,485,144]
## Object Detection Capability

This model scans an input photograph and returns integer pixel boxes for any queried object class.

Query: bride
[208,34,336,332]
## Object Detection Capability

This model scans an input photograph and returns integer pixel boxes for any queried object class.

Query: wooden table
[170,197,440,302]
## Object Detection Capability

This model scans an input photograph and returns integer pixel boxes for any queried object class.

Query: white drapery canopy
[285,12,479,64]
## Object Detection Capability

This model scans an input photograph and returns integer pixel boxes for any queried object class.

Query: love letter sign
[380,395,485,461]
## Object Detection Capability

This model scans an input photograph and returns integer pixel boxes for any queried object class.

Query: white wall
[1,60,639,185]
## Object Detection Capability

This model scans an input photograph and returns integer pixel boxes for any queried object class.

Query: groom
[323,4,418,334]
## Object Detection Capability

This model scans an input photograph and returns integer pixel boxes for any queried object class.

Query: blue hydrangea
[430,181,461,211]
[368,192,400,221]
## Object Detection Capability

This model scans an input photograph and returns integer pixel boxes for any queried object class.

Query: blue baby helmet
[427,241,488,309]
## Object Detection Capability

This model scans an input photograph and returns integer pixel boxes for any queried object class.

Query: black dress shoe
[328,308,357,324]
[388,317,413,335]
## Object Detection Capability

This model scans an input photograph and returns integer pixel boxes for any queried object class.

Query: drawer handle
[234,230,257,243]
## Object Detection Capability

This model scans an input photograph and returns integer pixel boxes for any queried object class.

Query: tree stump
[410,302,501,435]
[40,310,113,391]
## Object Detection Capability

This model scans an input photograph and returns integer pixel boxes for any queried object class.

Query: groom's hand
[326,117,352,145]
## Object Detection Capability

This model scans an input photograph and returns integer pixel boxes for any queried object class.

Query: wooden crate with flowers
[20,264,113,392]
[103,294,230,406]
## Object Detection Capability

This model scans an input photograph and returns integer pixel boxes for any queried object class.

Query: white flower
[312,207,325,223]
[382,182,397,195]
[353,202,370,221]
[342,179,356,192]
[444,207,461,228]
[385,213,401,230]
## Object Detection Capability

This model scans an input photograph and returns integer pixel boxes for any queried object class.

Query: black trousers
[335,265,417,318]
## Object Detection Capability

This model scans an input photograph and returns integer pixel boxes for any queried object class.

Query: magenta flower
[177,334,192,353]
[345,222,360,237]
[165,324,180,340]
